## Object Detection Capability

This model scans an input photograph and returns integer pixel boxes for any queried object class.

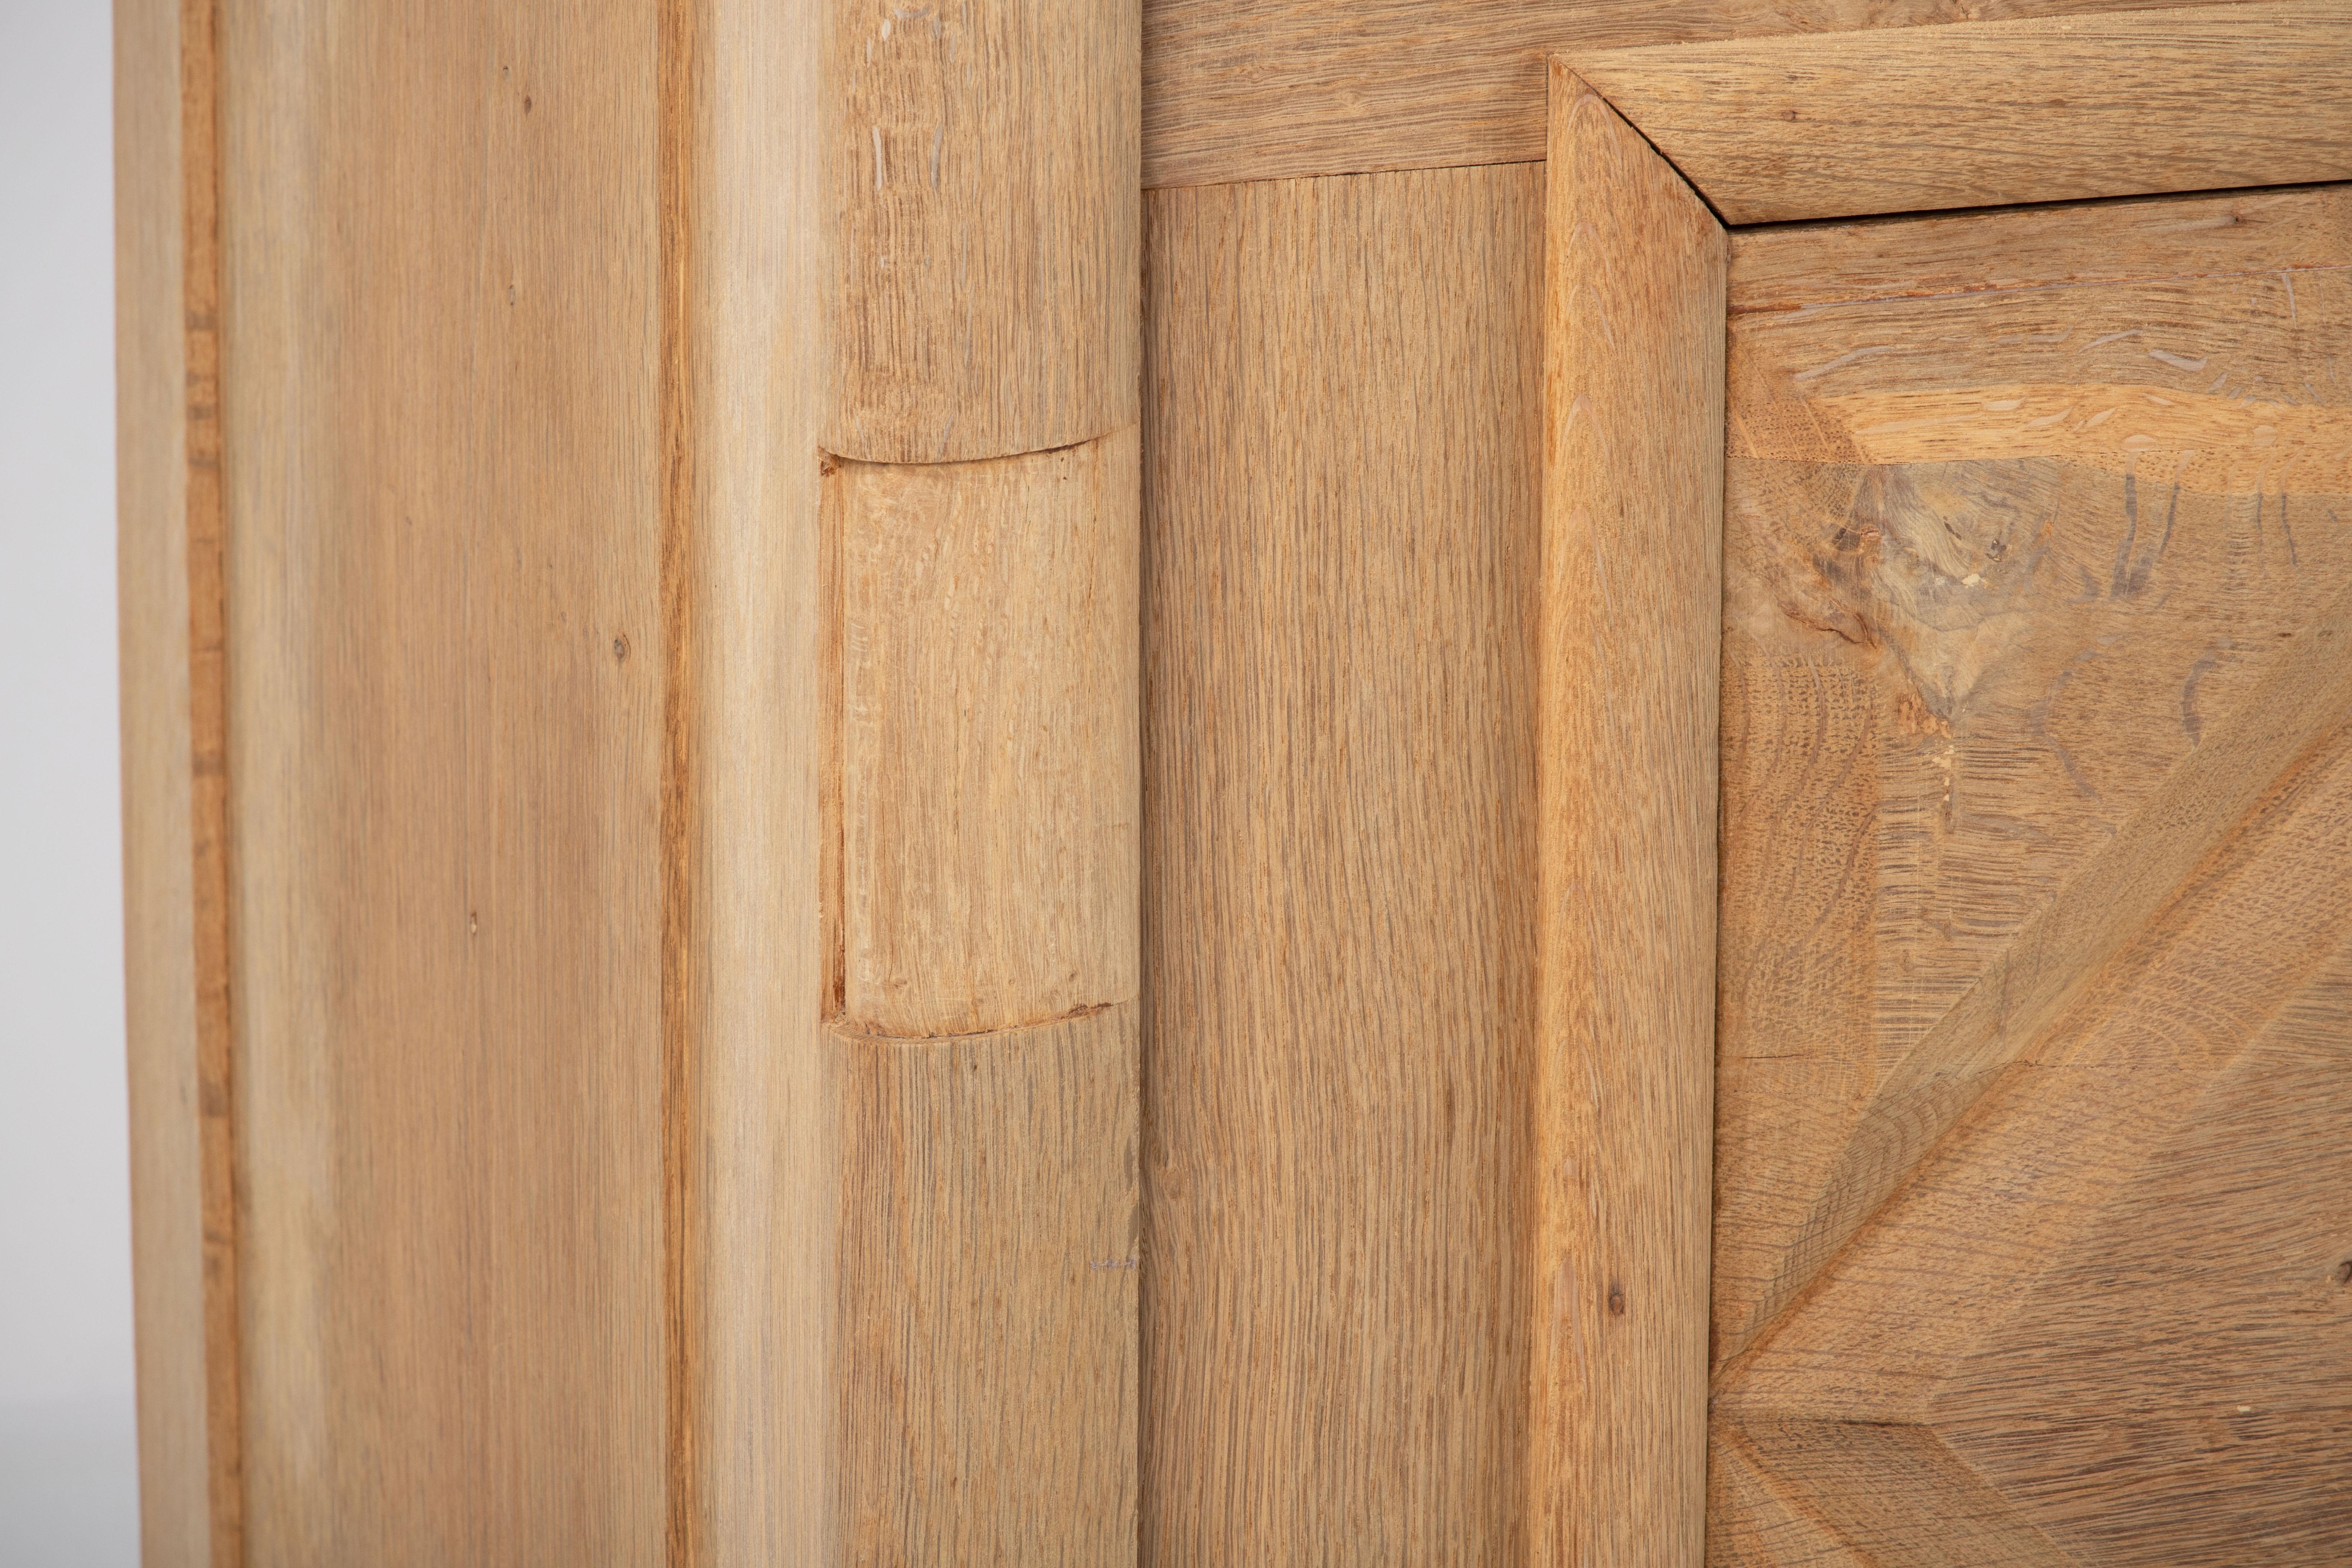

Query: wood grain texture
[1531,67,1725,1568]
[1572,0,2352,225]
[218,5,667,1559]
[116,0,234,1560]
[1713,185,2352,1564]
[1729,182,2352,315]
[825,0,1139,462]
[832,1004,1140,1563]
[1139,0,2225,189]
[830,430,1142,1038]
[1140,162,1540,1562]
[680,0,836,1561]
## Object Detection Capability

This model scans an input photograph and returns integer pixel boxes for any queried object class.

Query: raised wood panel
[1139,0,2225,189]
[825,0,1138,461]
[1713,185,2352,1563]
[831,1006,1141,1561]
[1140,162,1540,1561]
[1531,66,1724,1568]
[218,6,667,1559]
[829,431,1142,1039]
[1575,1,2352,225]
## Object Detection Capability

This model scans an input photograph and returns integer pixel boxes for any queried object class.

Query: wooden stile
[1530,65,1726,1566]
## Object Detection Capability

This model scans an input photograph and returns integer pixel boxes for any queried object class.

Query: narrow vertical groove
[179,0,242,1560]
[658,1,706,1562]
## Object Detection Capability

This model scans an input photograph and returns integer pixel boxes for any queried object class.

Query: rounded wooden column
[820,0,1141,1557]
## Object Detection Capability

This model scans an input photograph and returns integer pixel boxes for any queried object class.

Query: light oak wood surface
[1140,0,2219,189]
[668,0,834,1560]
[825,0,1139,462]
[214,3,673,1559]
[1573,0,2352,224]
[830,432,1142,1039]
[1140,161,1542,1562]
[1713,182,2352,1563]
[1729,182,2352,315]
[832,1005,1140,1561]
[1531,67,1725,1568]
[116,0,231,1560]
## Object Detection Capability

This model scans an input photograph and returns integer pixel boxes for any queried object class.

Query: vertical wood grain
[830,432,1142,1039]
[684,0,834,1561]
[219,6,666,1560]
[1140,162,1542,1561]
[831,1005,1141,1561]
[117,0,236,1559]
[823,0,1140,462]
[818,0,1142,1551]
[1531,65,1726,1567]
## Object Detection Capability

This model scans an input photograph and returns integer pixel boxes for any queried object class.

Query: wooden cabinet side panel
[1140,162,1542,1562]
[218,7,668,1560]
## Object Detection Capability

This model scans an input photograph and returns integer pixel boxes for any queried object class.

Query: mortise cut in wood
[1570,0,2352,224]
[824,0,1139,463]
[828,428,1142,1040]
[1531,64,1726,1567]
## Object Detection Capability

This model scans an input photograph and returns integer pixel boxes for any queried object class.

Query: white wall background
[0,0,142,1563]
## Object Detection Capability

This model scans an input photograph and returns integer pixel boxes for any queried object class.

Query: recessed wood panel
[1713,184,2352,1563]
[1141,162,1541,1561]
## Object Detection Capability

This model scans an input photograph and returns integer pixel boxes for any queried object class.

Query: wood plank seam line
[181,0,243,1558]
[658,0,707,1562]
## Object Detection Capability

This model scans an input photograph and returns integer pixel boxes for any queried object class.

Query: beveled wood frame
[1532,2,2352,1557]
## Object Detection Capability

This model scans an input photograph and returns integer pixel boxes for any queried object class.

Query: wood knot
[2334,1260,2351,1287]
[1607,1282,1627,1317]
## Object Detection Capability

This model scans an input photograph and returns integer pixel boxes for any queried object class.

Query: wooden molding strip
[824,0,1139,462]
[1570,0,2352,224]
[1531,65,1725,1566]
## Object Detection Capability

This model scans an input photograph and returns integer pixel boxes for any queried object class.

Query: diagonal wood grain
[1723,569,2352,1367]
